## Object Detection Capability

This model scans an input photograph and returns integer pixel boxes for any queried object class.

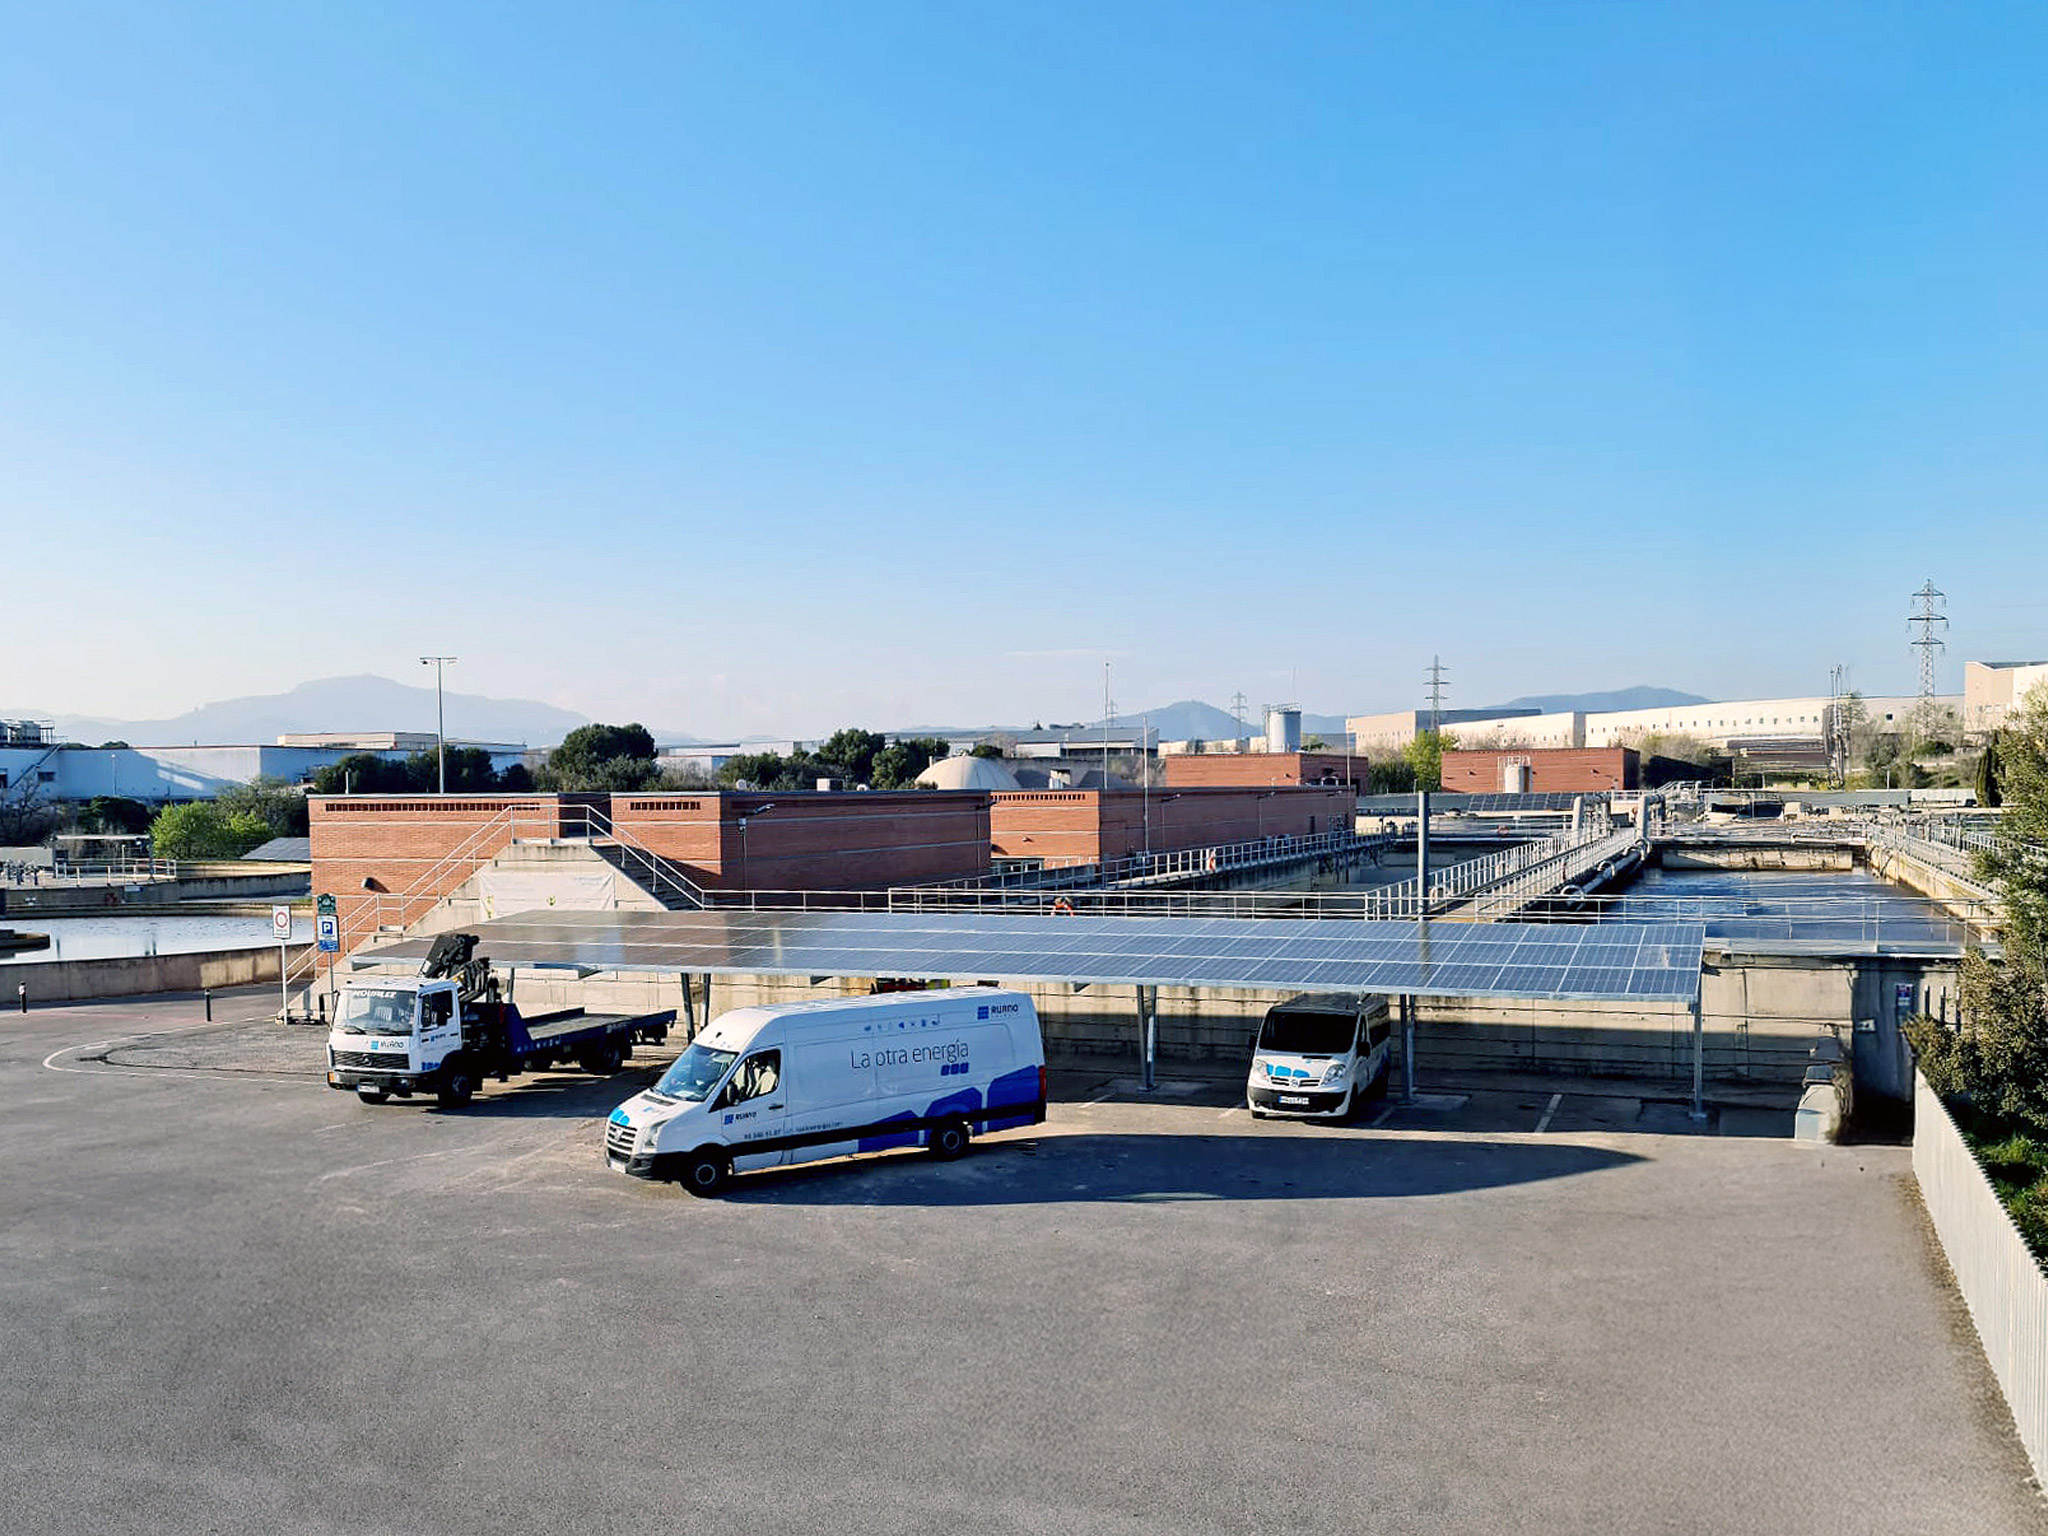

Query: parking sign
[316,913,340,953]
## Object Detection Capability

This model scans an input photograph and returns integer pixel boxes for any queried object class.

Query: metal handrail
[286,801,541,989]
[549,803,711,909]
[921,827,1394,895]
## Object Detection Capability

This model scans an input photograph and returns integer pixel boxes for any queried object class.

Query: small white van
[1246,993,1391,1120]
[606,987,1047,1194]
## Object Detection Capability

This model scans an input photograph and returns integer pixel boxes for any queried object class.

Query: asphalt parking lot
[2,986,2042,1535]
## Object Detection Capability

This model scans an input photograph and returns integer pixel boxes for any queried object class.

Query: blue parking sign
[316,913,340,953]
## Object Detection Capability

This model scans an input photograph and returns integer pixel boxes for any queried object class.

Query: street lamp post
[420,656,457,793]
[736,802,776,895]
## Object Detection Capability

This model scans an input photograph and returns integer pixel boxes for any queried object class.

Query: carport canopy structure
[353,908,1709,1112]
[352,907,1705,1004]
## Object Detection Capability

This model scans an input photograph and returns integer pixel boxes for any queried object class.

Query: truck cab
[1246,993,1391,1120]
[326,977,473,1106]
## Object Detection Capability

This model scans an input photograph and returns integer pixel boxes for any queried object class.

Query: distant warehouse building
[1440,748,1638,795]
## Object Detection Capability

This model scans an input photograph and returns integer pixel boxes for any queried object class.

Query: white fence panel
[1913,1071,2048,1484]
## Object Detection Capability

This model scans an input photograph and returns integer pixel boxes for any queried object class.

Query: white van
[1246,993,1391,1120]
[605,987,1047,1194]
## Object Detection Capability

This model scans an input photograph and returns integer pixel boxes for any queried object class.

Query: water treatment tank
[1266,706,1302,753]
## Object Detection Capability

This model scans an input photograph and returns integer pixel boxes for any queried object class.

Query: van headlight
[1322,1062,1349,1086]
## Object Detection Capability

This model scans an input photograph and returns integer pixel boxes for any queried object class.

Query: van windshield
[1258,1012,1356,1056]
[654,1043,738,1102]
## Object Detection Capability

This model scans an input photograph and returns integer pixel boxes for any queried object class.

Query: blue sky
[5,2,2046,736]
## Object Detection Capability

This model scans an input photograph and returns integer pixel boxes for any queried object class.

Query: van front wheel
[929,1117,971,1160]
[681,1149,730,1197]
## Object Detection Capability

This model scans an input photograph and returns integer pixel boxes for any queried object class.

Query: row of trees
[717,729,955,793]
[1908,687,2048,1253]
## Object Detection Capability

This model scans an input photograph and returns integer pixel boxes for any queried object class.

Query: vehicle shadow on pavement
[721,1133,1645,1206]
[420,1065,663,1119]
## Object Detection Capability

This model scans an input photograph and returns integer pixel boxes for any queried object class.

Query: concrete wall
[13,943,313,1003]
[0,868,310,916]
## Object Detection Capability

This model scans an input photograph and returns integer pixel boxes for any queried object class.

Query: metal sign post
[315,894,340,1021]
[272,905,293,1021]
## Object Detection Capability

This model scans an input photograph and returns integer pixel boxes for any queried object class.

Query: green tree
[541,723,659,791]
[1909,684,2048,1136]
[311,752,423,794]
[78,796,154,834]
[815,728,887,786]
[150,802,274,860]
[873,736,950,789]
[970,743,1005,761]
[1977,733,2004,809]
[1367,758,1416,795]
[1402,730,1455,792]
[214,775,311,837]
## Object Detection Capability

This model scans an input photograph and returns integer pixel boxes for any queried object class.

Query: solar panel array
[1355,792,1593,814]
[355,908,1703,1003]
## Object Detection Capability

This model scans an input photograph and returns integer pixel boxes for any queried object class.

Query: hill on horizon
[13,675,596,748]
[1484,685,1710,715]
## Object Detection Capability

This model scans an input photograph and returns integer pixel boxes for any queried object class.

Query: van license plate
[1280,1095,1309,1106]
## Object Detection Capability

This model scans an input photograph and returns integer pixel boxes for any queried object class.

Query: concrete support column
[1137,985,1157,1092]
[1689,995,1707,1123]
[1400,993,1417,1104]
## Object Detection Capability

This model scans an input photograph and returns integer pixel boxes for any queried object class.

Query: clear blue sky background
[5,2,2046,736]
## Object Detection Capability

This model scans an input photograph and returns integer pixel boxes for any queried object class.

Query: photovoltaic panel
[352,908,1703,1004]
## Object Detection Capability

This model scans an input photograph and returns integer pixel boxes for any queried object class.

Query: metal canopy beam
[351,908,1704,1006]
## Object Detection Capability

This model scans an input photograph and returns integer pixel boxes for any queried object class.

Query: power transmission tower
[1229,691,1248,751]
[1826,664,1852,788]
[1425,656,1449,736]
[1909,580,1948,736]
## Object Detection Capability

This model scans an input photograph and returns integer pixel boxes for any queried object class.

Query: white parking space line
[1534,1092,1563,1134]
[1216,1106,1246,1121]
[1368,1102,1397,1128]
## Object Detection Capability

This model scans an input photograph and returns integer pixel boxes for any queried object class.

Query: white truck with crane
[325,932,674,1108]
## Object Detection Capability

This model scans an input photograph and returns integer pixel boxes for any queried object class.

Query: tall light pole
[736,802,776,895]
[420,656,457,793]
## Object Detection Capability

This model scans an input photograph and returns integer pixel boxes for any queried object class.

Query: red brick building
[1161,751,1367,790]
[310,791,992,944]
[990,785,1354,869]
[1439,747,1638,794]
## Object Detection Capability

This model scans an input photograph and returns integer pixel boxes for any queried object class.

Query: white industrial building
[1348,691,1960,755]
[0,724,529,808]
[1963,660,2048,734]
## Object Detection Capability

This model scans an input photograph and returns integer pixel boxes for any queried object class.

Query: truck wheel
[356,1086,390,1106]
[929,1117,971,1160]
[681,1149,730,1196]
[437,1059,476,1109]
[616,1036,633,1062]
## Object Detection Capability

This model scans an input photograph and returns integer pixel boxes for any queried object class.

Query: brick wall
[1440,747,1639,794]
[312,792,994,924]
[1162,752,1366,789]
[613,792,991,891]
[992,786,1357,866]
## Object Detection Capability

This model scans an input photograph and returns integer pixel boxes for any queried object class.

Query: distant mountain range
[11,675,597,748]
[1488,686,1709,715]
[7,679,1714,752]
